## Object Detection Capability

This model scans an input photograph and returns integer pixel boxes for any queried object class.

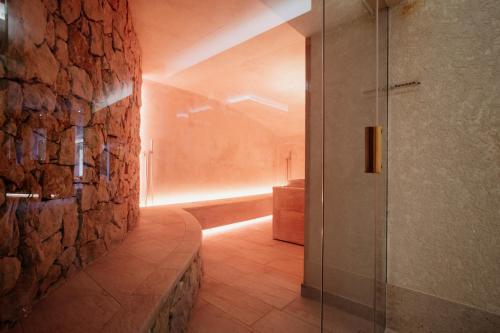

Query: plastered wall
[140,80,304,206]
[387,0,500,329]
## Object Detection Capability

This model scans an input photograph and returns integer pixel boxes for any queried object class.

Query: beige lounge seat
[272,179,305,245]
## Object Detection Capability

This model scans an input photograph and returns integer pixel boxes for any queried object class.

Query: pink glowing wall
[140,80,302,205]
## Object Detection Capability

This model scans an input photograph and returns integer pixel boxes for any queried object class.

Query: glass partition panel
[321,0,388,331]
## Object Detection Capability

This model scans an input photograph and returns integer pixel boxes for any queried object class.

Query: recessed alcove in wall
[134,10,307,206]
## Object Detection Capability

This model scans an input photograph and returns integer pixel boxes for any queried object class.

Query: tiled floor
[187,216,372,333]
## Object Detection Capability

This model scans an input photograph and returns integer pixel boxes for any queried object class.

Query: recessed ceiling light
[226,94,288,112]
[189,106,212,113]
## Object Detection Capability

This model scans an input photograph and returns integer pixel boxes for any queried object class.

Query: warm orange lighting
[93,82,133,112]
[147,1,312,78]
[202,215,272,238]
[139,187,273,208]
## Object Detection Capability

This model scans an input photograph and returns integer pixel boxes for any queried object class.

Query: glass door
[321,0,388,332]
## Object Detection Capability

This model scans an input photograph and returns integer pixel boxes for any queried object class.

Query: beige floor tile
[128,222,186,242]
[252,309,320,333]
[223,255,270,275]
[191,219,324,332]
[159,251,197,270]
[258,267,303,293]
[285,297,374,333]
[120,238,178,264]
[188,300,252,333]
[231,246,288,265]
[100,293,160,333]
[133,266,178,297]
[21,272,120,333]
[85,250,156,303]
[267,257,304,276]
[201,243,234,263]
[229,274,298,309]
[199,278,273,325]
[204,261,245,286]
[283,297,322,327]
[270,241,304,259]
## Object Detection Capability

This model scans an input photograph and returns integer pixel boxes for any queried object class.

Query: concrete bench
[183,194,273,229]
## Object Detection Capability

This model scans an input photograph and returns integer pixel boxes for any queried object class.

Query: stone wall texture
[0,0,142,328]
[151,251,203,333]
[387,0,500,330]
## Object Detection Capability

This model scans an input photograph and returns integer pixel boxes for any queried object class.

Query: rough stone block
[69,66,93,101]
[55,17,69,41]
[62,202,78,247]
[0,180,4,207]
[38,265,61,296]
[56,247,77,269]
[43,0,59,14]
[59,127,76,166]
[68,26,91,71]
[46,17,56,49]
[0,201,20,257]
[37,233,62,280]
[55,39,69,67]
[7,81,23,120]
[12,0,47,45]
[90,23,104,56]
[38,201,65,241]
[79,239,106,266]
[103,1,114,34]
[83,0,104,21]
[0,257,21,296]
[103,223,125,249]
[23,84,56,112]
[25,44,60,86]
[68,96,92,127]
[81,185,98,212]
[56,70,71,96]
[42,164,74,199]
[61,0,82,24]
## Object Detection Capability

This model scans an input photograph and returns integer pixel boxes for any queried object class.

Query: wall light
[0,0,7,54]
[140,187,273,208]
[0,2,6,21]
[6,193,40,199]
[189,106,212,114]
[93,82,133,113]
[176,112,189,118]
[202,215,272,238]
[226,95,288,112]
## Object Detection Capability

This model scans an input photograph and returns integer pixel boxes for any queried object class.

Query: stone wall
[0,0,141,328]
[151,251,203,333]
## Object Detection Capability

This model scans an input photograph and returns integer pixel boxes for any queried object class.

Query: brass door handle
[365,126,382,174]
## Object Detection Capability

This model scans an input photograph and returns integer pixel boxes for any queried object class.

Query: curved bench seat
[15,206,203,333]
